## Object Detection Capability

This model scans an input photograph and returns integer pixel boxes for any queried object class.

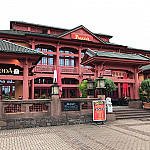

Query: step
[116,112,150,117]
[113,108,145,112]
[115,111,150,114]
[116,114,150,119]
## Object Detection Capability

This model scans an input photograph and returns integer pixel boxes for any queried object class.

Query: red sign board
[93,100,106,121]
[112,71,126,77]
[71,33,93,41]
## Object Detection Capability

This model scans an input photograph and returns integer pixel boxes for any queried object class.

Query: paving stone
[0,119,150,149]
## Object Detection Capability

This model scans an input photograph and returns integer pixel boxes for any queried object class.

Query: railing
[0,99,51,118]
[29,103,49,112]
[4,104,22,113]
[60,66,78,73]
[82,67,93,74]
[35,65,56,72]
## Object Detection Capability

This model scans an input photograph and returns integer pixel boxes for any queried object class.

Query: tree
[95,77,116,93]
[105,77,116,92]
[78,80,87,98]
[140,79,150,102]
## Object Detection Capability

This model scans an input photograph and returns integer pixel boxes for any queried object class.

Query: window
[36,48,41,51]
[48,58,53,65]
[42,57,47,65]
[65,51,69,54]
[71,59,74,66]
[65,59,69,66]
[42,48,47,52]
[81,51,84,55]
[34,78,41,84]
[59,58,64,66]
[59,49,75,67]
[48,49,53,52]
[59,50,64,53]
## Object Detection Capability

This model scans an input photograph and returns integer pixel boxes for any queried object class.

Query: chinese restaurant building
[0,21,150,100]
[0,40,43,100]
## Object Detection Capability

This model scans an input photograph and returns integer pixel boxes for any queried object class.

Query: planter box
[128,101,143,109]
[143,102,150,109]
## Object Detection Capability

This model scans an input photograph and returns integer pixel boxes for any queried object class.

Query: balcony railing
[60,66,78,74]
[82,67,93,74]
[35,65,56,72]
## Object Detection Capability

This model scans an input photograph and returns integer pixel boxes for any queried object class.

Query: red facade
[0,21,149,100]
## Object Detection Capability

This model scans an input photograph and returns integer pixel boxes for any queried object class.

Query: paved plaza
[0,118,150,150]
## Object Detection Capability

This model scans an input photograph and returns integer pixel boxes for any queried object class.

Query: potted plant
[141,78,150,109]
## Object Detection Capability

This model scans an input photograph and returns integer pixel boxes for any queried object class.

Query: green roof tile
[0,40,44,55]
[86,48,150,61]
[140,64,150,71]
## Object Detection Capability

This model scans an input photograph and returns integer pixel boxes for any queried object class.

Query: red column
[130,83,134,99]
[31,40,35,50]
[118,83,121,98]
[23,59,28,100]
[134,67,139,99]
[95,65,98,78]
[78,47,81,76]
[56,43,59,67]
[78,47,82,97]
[31,78,34,99]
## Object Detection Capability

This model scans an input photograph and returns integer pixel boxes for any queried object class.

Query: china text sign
[71,33,93,41]
[93,100,106,121]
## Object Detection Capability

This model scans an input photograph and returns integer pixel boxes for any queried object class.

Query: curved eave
[81,56,150,66]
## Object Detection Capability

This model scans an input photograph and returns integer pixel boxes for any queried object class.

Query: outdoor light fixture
[96,73,106,89]
[51,80,59,95]
[87,76,95,90]
[87,76,95,96]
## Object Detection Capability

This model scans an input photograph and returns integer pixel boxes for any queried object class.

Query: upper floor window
[36,48,41,51]
[59,50,64,53]
[81,52,84,55]
[42,48,47,52]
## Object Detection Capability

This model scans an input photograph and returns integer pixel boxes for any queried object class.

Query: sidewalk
[0,118,150,150]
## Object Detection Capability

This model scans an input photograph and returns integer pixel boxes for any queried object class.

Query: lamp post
[96,73,106,99]
[87,76,95,98]
[51,80,60,116]
[51,81,59,95]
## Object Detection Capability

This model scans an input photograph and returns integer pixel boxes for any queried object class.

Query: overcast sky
[1,0,150,50]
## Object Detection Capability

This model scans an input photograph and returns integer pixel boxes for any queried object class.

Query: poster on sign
[93,100,106,121]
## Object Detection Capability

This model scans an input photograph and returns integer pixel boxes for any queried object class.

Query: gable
[58,26,105,43]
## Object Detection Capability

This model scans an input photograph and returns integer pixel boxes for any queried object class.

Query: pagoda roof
[140,64,150,71]
[0,40,44,55]
[86,49,150,61]
[10,21,113,38]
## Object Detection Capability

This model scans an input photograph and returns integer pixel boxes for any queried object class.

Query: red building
[0,21,150,100]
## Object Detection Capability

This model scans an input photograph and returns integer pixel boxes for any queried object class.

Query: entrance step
[113,107,150,120]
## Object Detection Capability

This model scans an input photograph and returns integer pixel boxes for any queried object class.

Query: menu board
[93,100,106,121]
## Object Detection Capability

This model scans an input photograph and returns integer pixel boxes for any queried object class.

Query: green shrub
[140,79,150,102]
[78,80,87,98]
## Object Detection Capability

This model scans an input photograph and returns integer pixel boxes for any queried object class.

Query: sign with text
[112,71,126,78]
[63,102,80,111]
[93,100,106,121]
[71,33,93,41]
[0,67,19,75]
